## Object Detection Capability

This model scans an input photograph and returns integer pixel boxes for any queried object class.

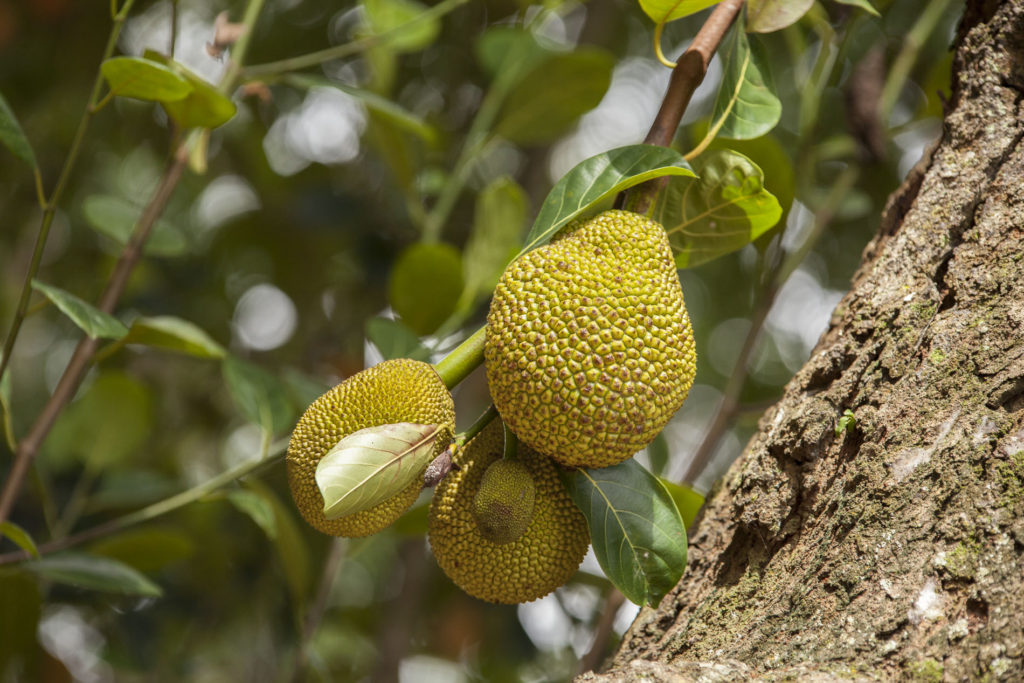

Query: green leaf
[88,527,195,573]
[82,194,188,257]
[522,145,697,255]
[25,552,162,597]
[99,56,193,103]
[365,317,431,362]
[659,478,705,528]
[459,176,527,311]
[123,315,226,359]
[388,242,464,336]
[363,0,441,53]
[392,500,429,535]
[0,91,37,168]
[708,23,781,140]
[243,480,311,606]
[0,522,40,558]
[638,0,718,23]
[475,27,547,81]
[227,489,279,539]
[0,354,13,451]
[652,149,782,268]
[31,279,128,340]
[833,0,880,16]
[646,432,670,477]
[142,51,236,129]
[0,570,41,676]
[563,460,687,607]
[222,357,293,435]
[746,0,815,33]
[316,422,442,519]
[494,48,614,146]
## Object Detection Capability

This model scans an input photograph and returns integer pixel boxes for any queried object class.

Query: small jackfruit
[471,459,536,544]
[287,358,454,537]
[485,210,696,469]
[428,420,589,604]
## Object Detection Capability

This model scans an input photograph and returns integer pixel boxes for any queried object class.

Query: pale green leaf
[316,422,442,519]
[88,527,196,573]
[142,50,236,129]
[228,489,279,539]
[746,0,815,33]
[0,522,39,559]
[123,315,226,359]
[563,460,687,606]
[82,194,188,257]
[658,478,705,528]
[100,56,192,103]
[709,23,781,140]
[365,317,431,362]
[0,90,37,168]
[31,279,128,340]
[653,149,782,268]
[833,0,880,16]
[363,0,440,53]
[638,0,718,24]
[26,552,162,597]
[388,242,464,336]
[522,145,696,255]
[459,177,527,311]
[222,357,293,435]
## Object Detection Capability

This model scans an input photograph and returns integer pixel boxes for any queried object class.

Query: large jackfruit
[287,359,454,537]
[485,210,696,469]
[428,420,589,604]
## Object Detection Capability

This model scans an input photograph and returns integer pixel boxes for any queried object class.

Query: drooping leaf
[82,194,188,257]
[388,242,464,336]
[99,56,193,103]
[0,522,39,558]
[142,51,236,129]
[746,0,815,33]
[0,91,37,168]
[459,176,527,311]
[222,356,293,435]
[365,317,431,362]
[25,552,162,597]
[243,480,311,607]
[708,22,781,141]
[227,489,279,539]
[88,527,196,573]
[652,149,782,268]
[833,0,880,15]
[31,279,128,340]
[0,570,41,675]
[123,315,226,359]
[638,0,718,24]
[494,48,614,146]
[563,459,687,607]
[659,478,705,528]
[316,422,442,519]
[363,0,441,54]
[522,145,697,255]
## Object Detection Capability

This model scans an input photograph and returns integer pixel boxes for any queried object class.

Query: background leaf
[227,489,279,539]
[0,522,40,558]
[388,242,464,336]
[0,91,37,168]
[100,57,192,103]
[659,479,705,528]
[522,145,696,255]
[458,176,527,312]
[834,0,880,16]
[746,0,815,33]
[563,459,688,606]
[222,357,293,435]
[362,0,441,53]
[709,23,781,140]
[652,149,782,268]
[123,315,226,359]
[26,552,163,597]
[0,570,41,676]
[82,194,188,257]
[365,317,431,362]
[638,0,718,23]
[31,279,128,340]
[88,527,196,573]
[316,422,441,519]
[142,51,236,129]
[475,27,547,81]
[243,480,312,607]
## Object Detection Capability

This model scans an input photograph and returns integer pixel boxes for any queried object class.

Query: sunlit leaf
[563,459,687,606]
[31,279,128,340]
[0,522,39,559]
[652,149,782,268]
[316,422,441,519]
[26,552,162,597]
[659,478,705,528]
[388,242,464,336]
[638,0,718,24]
[99,56,192,103]
[459,177,527,311]
[0,570,41,675]
[82,194,188,257]
[363,0,441,53]
[0,90,37,168]
[708,22,781,140]
[89,527,196,573]
[123,315,226,359]
[228,489,279,539]
[142,50,236,129]
[522,145,696,255]
[222,356,293,435]
[746,0,815,33]
[494,49,614,145]
[833,0,880,16]
[366,317,431,362]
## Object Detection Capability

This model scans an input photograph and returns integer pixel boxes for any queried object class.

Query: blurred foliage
[0,0,960,680]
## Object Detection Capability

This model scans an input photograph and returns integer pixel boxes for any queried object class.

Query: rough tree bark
[584,1,1024,680]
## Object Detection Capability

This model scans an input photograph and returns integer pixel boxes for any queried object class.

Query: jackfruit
[428,420,589,604]
[287,358,454,537]
[471,459,536,544]
[485,209,696,469]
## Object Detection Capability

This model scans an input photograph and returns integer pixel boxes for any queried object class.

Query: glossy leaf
[228,489,279,539]
[659,478,705,528]
[494,49,614,146]
[0,570,41,675]
[100,56,192,103]
[82,194,188,257]
[522,145,697,255]
[709,23,781,140]
[363,0,441,53]
[652,149,782,268]
[459,176,527,311]
[638,0,718,23]
[123,315,226,359]
[25,552,162,597]
[0,91,37,168]
[388,242,464,336]
[834,0,880,16]
[143,51,236,129]
[31,279,128,340]
[0,522,39,558]
[366,317,431,362]
[563,459,687,607]
[746,0,815,33]
[222,357,293,435]
[89,527,196,573]
[317,422,442,519]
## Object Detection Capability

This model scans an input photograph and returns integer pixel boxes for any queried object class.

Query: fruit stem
[434,325,486,389]
[502,423,518,461]
[455,404,498,448]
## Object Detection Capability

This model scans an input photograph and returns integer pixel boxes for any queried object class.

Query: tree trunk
[585,1,1024,680]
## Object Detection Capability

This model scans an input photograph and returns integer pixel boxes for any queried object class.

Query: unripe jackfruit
[287,359,454,537]
[485,210,696,469]
[471,459,536,544]
[428,420,589,604]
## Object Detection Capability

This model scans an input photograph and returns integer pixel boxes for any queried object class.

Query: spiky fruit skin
[287,359,454,537]
[471,459,536,544]
[485,210,696,468]
[429,421,589,604]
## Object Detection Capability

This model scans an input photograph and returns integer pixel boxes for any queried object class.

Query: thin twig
[579,588,626,675]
